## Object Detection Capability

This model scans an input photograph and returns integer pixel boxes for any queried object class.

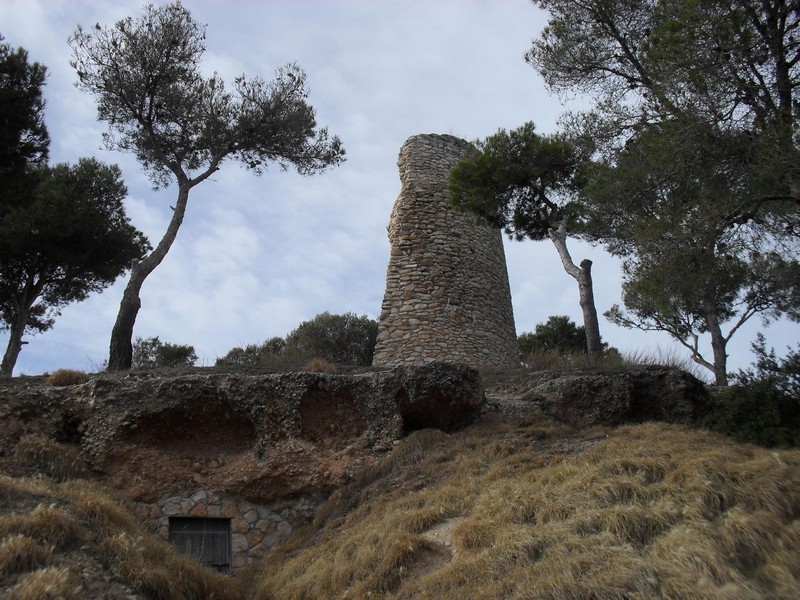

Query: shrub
[285,312,378,366]
[132,336,197,369]
[215,337,286,367]
[701,335,800,447]
[45,369,88,386]
[519,315,617,365]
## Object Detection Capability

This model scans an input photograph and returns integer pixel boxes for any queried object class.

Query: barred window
[168,517,231,573]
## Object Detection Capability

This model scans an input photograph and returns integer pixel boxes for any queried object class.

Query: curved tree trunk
[548,223,603,358]
[107,266,145,371]
[1,309,29,377]
[1,275,45,377]
[107,183,191,371]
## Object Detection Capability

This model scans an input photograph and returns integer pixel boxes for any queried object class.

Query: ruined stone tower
[372,134,518,368]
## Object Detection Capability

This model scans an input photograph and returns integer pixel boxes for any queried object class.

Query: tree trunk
[1,308,29,377]
[107,266,145,371]
[107,183,191,371]
[704,304,729,386]
[548,223,603,358]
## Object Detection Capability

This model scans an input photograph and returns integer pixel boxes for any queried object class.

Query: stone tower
[372,134,518,368]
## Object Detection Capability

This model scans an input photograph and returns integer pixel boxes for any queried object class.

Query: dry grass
[13,435,88,482]
[0,535,53,578]
[101,531,244,600]
[517,346,708,381]
[45,369,89,386]
[0,477,244,600]
[622,347,709,380]
[253,422,800,599]
[7,566,82,600]
[0,504,85,549]
[303,357,337,373]
[522,348,626,370]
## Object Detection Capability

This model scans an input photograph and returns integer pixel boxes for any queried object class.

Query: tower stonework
[372,134,518,368]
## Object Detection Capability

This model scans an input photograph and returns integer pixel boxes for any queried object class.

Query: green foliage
[449,122,582,241]
[285,312,378,367]
[702,335,800,447]
[0,156,149,376]
[216,313,378,368]
[592,118,800,384]
[215,337,285,367]
[519,315,617,367]
[519,315,590,356]
[449,123,603,356]
[131,336,197,370]
[0,37,49,205]
[527,1,800,384]
[70,2,345,187]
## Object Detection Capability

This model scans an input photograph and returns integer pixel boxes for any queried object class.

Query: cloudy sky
[1,0,797,378]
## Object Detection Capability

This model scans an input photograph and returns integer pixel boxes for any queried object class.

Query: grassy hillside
[248,418,800,599]
[0,443,243,600]
[2,417,799,599]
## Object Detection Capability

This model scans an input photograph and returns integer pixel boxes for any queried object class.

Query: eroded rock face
[485,366,709,428]
[1,363,709,570]
[0,363,484,505]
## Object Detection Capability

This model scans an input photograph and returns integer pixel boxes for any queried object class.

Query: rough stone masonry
[373,134,518,367]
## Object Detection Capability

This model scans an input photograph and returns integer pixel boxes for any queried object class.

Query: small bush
[701,381,800,447]
[45,369,89,386]
[215,337,286,367]
[303,357,337,373]
[0,535,53,579]
[285,312,378,366]
[701,335,800,447]
[132,336,197,369]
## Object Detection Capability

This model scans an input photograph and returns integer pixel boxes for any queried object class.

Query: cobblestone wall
[136,490,308,570]
[373,134,518,367]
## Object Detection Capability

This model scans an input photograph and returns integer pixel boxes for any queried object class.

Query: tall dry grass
[6,567,82,600]
[0,475,243,600]
[253,422,800,599]
[12,435,89,482]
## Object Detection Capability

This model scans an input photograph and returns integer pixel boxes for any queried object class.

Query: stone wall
[373,134,518,368]
[135,490,299,570]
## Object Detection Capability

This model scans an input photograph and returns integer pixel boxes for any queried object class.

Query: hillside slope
[1,369,798,599]
[249,418,800,599]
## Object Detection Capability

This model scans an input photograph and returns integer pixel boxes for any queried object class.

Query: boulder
[488,366,708,428]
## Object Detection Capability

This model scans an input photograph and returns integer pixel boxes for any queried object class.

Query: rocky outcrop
[1,363,711,569]
[485,366,709,428]
[373,134,518,368]
[1,363,485,570]
[1,363,484,497]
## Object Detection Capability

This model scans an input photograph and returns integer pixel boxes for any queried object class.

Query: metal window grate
[168,517,232,573]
